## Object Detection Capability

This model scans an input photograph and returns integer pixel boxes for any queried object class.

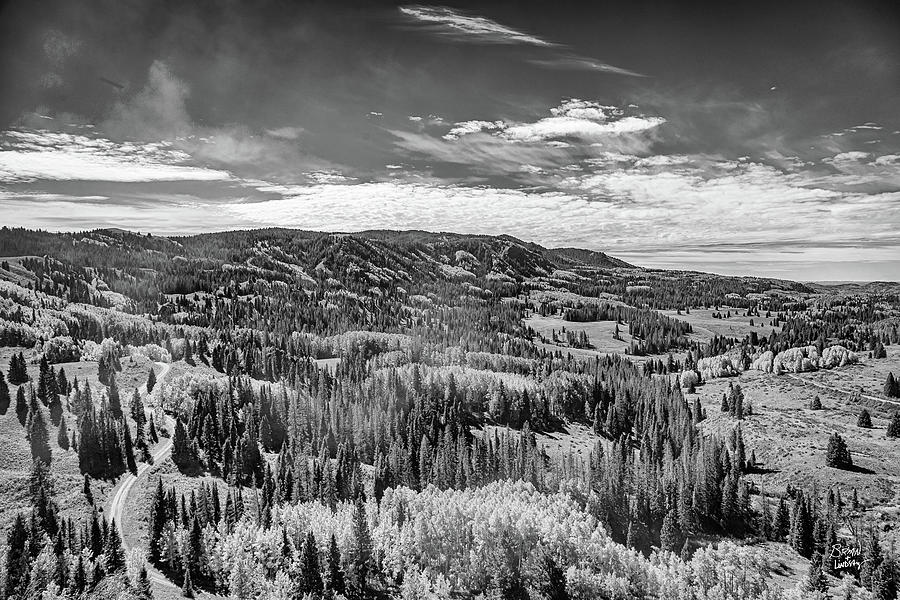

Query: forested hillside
[0,226,898,600]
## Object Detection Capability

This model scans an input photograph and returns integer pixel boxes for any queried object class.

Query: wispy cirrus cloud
[399,5,555,47]
[398,5,644,76]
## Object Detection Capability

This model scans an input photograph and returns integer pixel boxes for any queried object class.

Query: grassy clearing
[658,306,781,342]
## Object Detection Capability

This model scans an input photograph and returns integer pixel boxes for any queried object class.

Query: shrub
[809,396,822,410]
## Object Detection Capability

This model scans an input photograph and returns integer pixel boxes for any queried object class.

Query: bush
[809,396,822,410]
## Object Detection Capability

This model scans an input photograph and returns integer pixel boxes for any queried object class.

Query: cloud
[873,154,900,166]
[442,99,666,145]
[0,130,230,182]
[527,55,646,77]
[265,126,304,140]
[825,151,870,164]
[443,120,505,140]
[504,115,665,143]
[97,60,333,176]
[398,5,643,76]
[399,5,554,47]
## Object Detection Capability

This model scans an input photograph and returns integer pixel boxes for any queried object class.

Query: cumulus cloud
[443,99,665,145]
[443,120,505,140]
[825,151,870,164]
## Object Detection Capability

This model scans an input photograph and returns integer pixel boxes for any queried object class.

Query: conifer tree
[540,552,570,600]
[136,565,154,600]
[885,372,899,398]
[0,370,10,414]
[124,423,138,475]
[774,496,790,541]
[108,372,122,419]
[810,395,822,410]
[660,508,684,553]
[347,499,372,595]
[790,497,814,558]
[57,416,70,450]
[181,563,194,598]
[16,385,28,426]
[83,474,94,504]
[104,520,126,573]
[326,533,345,596]
[887,412,900,438]
[146,367,157,393]
[8,352,29,385]
[807,551,828,592]
[4,513,30,598]
[826,433,853,469]
[147,478,167,562]
[172,417,197,470]
[28,404,52,465]
[857,409,873,429]
[299,530,323,595]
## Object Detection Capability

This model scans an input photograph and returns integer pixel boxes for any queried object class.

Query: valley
[0,226,898,600]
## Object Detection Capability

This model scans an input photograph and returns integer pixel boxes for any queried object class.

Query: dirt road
[105,361,179,592]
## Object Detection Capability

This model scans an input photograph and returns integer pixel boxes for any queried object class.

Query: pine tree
[16,386,28,426]
[540,552,570,600]
[57,416,70,450]
[810,395,822,410]
[172,417,197,470]
[4,513,31,598]
[146,367,157,393]
[104,520,126,573]
[28,404,52,465]
[0,370,10,414]
[299,530,323,595]
[807,551,828,592]
[885,372,899,398]
[147,478,167,562]
[8,352,29,385]
[108,372,122,419]
[136,565,154,600]
[857,409,873,429]
[123,421,138,475]
[790,497,814,558]
[347,498,372,595]
[826,433,853,469]
[887,412,900,438]
[83,474,94,504]
[660,508,684,553]
[326,533,345,596]
[181,563,195,598]
[774,496,790,541]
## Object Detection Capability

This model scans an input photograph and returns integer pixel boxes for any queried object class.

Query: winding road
[105,361,179,592]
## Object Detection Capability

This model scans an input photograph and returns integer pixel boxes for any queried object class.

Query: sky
[1,0,899,281]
